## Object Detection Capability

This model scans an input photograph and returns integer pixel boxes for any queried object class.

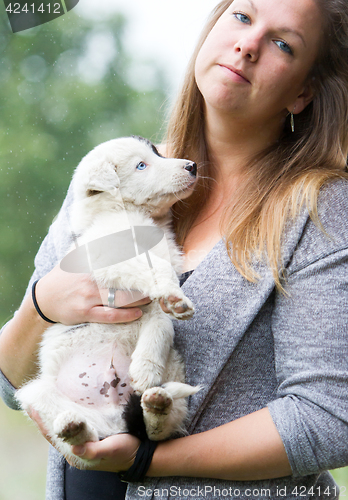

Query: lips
[218,64,251,84]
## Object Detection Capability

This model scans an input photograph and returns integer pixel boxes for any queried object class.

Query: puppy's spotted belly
[56,346,133,409]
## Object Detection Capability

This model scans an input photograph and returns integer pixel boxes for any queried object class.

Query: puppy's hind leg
[140,383,200,441]
[53,410,98,445]
[16,379,98,445]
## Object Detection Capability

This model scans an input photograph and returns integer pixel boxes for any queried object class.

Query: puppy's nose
[184,162,197,177]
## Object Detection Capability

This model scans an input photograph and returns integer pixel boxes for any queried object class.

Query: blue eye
[274,40,293,55]
[136,162,147,170]
[234,12,251,24]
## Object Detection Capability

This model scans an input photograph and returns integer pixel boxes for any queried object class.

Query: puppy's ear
[85,161,120,197]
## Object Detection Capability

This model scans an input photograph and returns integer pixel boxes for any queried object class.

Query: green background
[0,4,347,499]
[0,7,167,326]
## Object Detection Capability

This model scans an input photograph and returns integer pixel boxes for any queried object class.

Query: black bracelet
[118,439,158,483]
[32,280,57,324]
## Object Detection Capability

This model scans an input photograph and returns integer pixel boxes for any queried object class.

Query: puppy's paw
[53,411,98,445]
[162,293,195,320]
[129,359,163,394]
[141,387,175,440]
[57,421,86,441]
[141,387,173,415]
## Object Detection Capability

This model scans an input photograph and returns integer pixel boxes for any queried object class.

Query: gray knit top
[1,179,348,500]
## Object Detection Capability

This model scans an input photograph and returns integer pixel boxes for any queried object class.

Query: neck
[204,105,284,187]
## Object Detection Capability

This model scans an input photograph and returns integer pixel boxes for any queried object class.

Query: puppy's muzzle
[184,162,197,177]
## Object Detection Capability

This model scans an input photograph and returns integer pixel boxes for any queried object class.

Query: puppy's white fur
[16,137,199,468]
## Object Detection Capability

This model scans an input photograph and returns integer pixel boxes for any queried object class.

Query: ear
[287,83,314,115]
[85,160,120,197]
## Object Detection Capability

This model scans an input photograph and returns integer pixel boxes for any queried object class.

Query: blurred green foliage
[0,7,168,325]
[1,6,348,499]
[331,468,348,498]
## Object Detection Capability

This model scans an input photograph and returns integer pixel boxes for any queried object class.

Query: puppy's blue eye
[136,162,147,170]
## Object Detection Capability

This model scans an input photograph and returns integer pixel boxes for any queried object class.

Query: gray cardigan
[1,180,348,500]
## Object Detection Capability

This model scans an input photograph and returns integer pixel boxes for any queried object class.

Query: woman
[1,0,348,499]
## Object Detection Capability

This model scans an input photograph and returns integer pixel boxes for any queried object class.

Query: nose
[184,161,197,177]
[235,33,261,62]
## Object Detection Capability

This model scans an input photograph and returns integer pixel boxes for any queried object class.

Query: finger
[98,289,151,308]
[71,444,87,458]
[88,306,143,324]
[119,296,152,308]
[71,434,140,472]
[116,290,150,308]
[71,441,101,461]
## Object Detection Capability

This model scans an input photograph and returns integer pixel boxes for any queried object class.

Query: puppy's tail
[161,382,201,399]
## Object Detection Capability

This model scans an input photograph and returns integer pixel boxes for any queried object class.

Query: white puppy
[16,136,199,468]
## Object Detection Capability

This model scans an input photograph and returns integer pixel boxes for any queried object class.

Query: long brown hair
[166,0,348,289]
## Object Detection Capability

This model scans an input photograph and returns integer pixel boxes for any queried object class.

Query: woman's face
[195,0,323,128]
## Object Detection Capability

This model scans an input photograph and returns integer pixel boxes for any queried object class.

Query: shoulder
[33,183,75,279]
[156,143,169,157]
[286,178,348,275]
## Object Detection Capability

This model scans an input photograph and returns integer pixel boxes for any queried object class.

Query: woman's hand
[0,265,150,387]
[34,264,151,326]
[29,409,140,472]
[70,435,140,472]
[35,264,186,324]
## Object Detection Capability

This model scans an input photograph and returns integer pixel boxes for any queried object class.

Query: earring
[290,112,295,133]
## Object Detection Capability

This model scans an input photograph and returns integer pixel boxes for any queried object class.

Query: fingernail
[135,309,142,318]
[73,445,86,456]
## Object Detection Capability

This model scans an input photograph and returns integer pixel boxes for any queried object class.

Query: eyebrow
[239,0,307,48]
[244,0,257,12]
[277,27,307,48]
